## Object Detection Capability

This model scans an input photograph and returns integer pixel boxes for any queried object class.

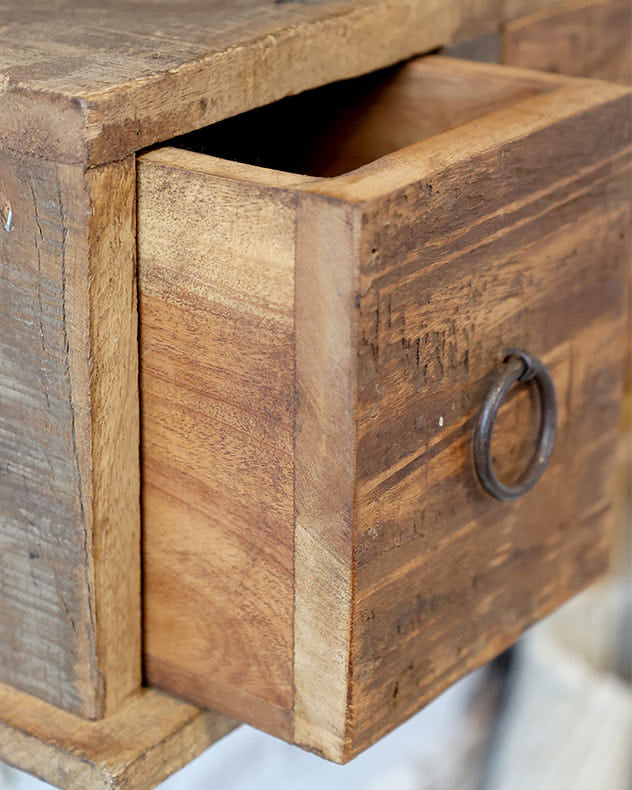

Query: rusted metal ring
[474,349,557,501]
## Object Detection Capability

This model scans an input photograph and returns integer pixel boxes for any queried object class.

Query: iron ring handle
[474,349,557,502]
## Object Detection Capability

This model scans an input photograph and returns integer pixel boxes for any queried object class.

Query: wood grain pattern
[502,0,632,505]
[0,151,141,718]
[138,56,630,761]
[334,90,630,755]
[168,56,567,179]
[1,0,566,165]
[0,682,236,790]
[6,0,626,782]
[302,62,631,758]
[138,149,305,738]
[293,195,359,761]
[0,0,569,723]
[503,0,632,85]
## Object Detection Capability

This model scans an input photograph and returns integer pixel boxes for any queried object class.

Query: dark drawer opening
[169,56,551,178]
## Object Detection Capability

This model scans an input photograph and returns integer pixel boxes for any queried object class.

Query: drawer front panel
[349,100,630,750]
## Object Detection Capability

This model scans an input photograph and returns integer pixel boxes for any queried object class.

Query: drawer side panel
[138,152,296,736]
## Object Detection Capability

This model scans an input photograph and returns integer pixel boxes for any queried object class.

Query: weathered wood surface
[0,682,236,790]
[503,0,632,85]
[293,194,359,759]
[310,78,630,758]
[502,0,632,577]
[1,0,566,165]
[0,151,141,718]
[138,151,305,737]
[0,0,577,728]
[2,0,626,782]
[138,57,630,761]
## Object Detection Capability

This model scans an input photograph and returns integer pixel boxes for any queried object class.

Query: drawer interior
[169,57,557,177]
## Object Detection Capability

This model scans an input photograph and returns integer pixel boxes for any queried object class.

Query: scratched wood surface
[502,0,632,517]
[0,151,141,718]
[0,0,566,166]
[2,0,626,784]
[0,682,236,790]
[314,80,631,757]
[138,57,631,760]
[301,63,631,759]
[503,0,632,84]
[0,0,570,730]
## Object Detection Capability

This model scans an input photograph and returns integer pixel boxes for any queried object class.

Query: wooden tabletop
[0,0,560,164]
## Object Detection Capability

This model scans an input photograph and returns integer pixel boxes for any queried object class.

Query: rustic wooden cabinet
[0,1,629,788]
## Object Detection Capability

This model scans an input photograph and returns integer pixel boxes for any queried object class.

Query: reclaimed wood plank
[0,682,236,790]
[301,65,630,758]
[503,0,632,85]
[137,150,305,739]
[1,0,566,165]
[0,150,140,717]
[137,58,630,760]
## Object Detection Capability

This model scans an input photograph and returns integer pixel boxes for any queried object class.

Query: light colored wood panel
[85,159,142,719]
[138,150,296,737]
[0,151,140,718]
[503,0,632,85]
[0,683,236,790]
[293,196,359,762]
[1,0,565,164]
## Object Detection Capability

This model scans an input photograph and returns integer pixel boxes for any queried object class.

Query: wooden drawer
[137,56,630,762]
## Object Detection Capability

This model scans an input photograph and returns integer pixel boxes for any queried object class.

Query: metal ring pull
[474,349,557,501]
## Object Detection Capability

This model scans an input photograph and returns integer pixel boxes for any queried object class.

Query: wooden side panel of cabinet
[503,0,632,84]
[0,150,141,718]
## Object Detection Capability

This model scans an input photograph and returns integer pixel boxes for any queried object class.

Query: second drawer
[137,56,630,761]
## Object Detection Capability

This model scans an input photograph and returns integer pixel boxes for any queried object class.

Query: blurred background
[1,391,629,790]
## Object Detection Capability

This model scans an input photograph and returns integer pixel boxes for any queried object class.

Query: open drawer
[137,56,630,762]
